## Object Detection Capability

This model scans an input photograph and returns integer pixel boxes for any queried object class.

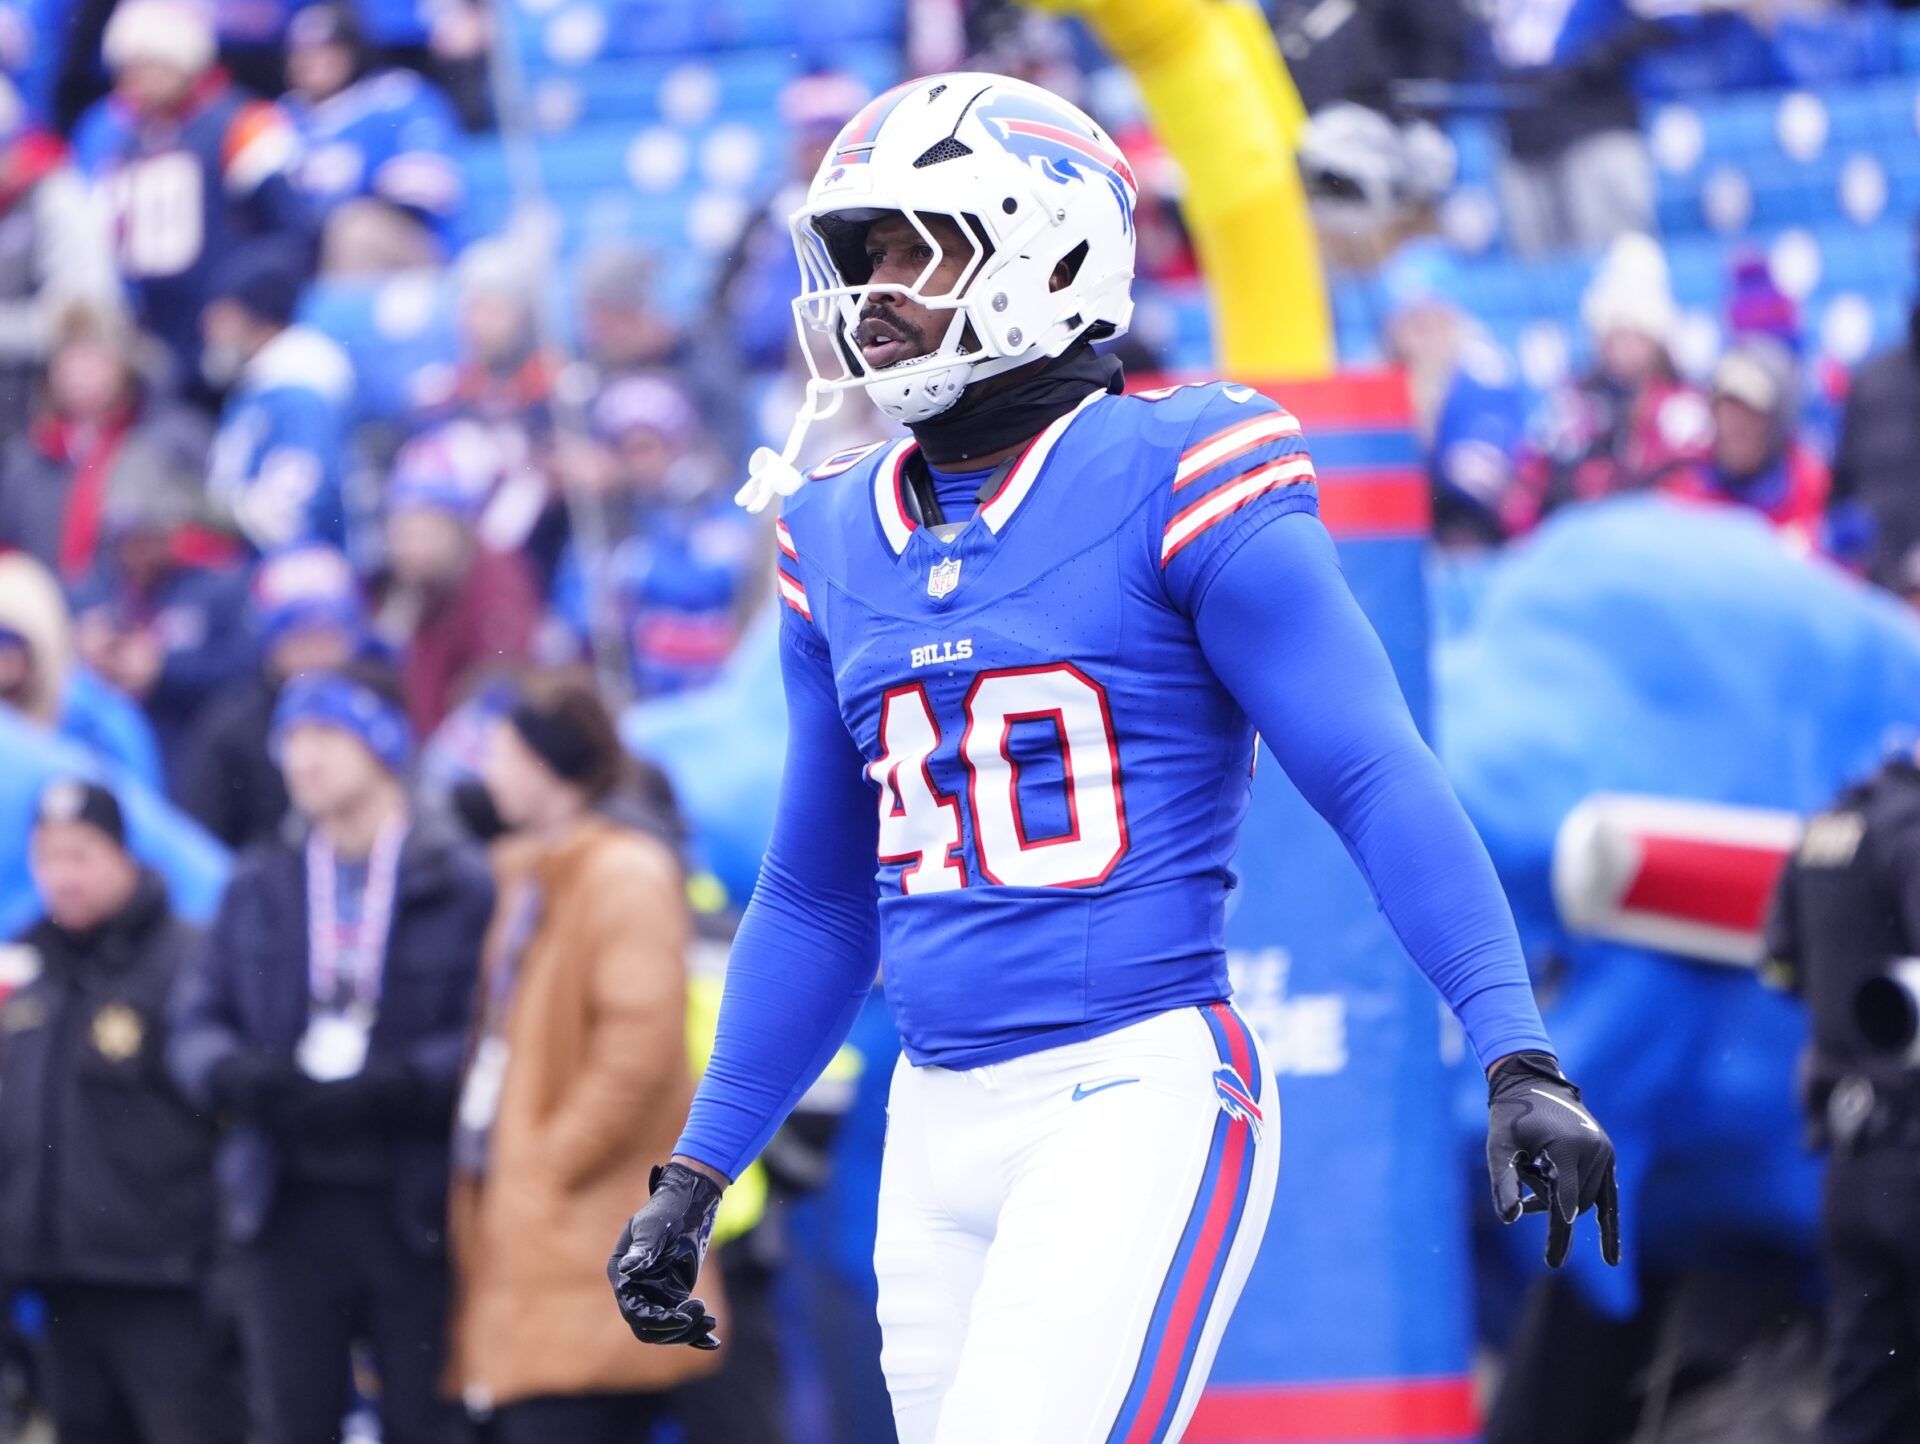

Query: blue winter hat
[212,239,309,328]
[386,427,492,520]
[1378,238,1467,320]
[270,670,413,776]
[253,543,365,648]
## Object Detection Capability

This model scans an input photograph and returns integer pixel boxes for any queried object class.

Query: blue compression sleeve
[673,625,882,1179]
[1192,510,1552,1069]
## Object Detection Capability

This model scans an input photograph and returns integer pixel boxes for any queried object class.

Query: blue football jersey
[205,325,355,554]
[775,381,1318,1066]
[80,84,311,379]
[290,71,465,245]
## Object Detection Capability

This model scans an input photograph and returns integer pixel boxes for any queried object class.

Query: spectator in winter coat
[553,376,758,698]
[1505,233,1712,534]
[0,79,121,434]
[1487,0,1659,257]
[1373,240,1529,549]
[573,240,753,483]
[709,71,866,375]
[203,240,355,554]
[1834,253,1920,591]
[439,240,557,438]
[0,304,211,582]
[375,429,540,735]
[284,4,465,274]
[1663,337,1831,554]
[0,779,243,1444]
[70,458,253,773]
[175,541,364,849]
[0,549,166,789]
[76,0,313,397]
[169,660,489,1444]
[407,243,570,583]
[448,672,720,1440]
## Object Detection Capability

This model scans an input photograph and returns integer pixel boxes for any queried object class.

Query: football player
[612,74,1619,1443]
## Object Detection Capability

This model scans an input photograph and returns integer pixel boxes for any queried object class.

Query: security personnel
[0,779,243,1444]
[1766,751,1920,1444]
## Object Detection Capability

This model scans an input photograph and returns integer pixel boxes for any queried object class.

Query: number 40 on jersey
[868,662,1130,893]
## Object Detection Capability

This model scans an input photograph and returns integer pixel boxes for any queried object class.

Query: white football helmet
[737,73,1138,512]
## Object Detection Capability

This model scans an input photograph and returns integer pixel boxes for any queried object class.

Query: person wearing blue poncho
[1442,497,1920,1436]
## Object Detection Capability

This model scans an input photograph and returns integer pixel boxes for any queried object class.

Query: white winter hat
[103,0,215,76]
[1581,232,1677,345]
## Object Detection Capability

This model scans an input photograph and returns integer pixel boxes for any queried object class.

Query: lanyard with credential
[306,819,407,1021]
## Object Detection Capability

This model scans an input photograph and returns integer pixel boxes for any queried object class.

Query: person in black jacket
[0,778,243,1444]
[174,542,365,850]
[1832,230,1920,593]
[1766,752,1920,1444]
[169,660,490,1444]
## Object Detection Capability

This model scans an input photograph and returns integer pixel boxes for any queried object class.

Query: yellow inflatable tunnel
[1026,0,1335,378]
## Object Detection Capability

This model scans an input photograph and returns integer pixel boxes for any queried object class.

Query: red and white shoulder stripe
[1162,407,1316,567]
[775,563,811,620]
[773,517,811,619]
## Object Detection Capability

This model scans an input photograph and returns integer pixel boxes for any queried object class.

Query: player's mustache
[857,307,923,347]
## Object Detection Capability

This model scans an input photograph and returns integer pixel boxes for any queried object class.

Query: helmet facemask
[792,204,1051,426]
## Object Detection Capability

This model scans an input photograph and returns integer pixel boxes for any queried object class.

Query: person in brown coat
[448,671,722,1443]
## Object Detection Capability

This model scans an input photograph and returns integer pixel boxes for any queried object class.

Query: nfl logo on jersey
[927,557,963,599]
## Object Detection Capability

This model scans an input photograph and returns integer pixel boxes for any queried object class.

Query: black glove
[206,1051,307,1129]
[1487,1052,1621,1269]
[286,1058,416,1138]
[607,1163,723,1350]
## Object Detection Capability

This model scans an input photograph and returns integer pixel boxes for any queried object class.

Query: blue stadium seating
[15,0,1920,391]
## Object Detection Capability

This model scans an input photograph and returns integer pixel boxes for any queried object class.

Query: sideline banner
[1195,371,1477,1444]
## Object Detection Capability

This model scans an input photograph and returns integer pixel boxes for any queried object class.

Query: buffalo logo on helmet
[1213,1065,1263,1137]
[974,93,1137,236]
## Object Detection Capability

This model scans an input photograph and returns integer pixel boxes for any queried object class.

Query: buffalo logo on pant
[1213,1065,1263,1139]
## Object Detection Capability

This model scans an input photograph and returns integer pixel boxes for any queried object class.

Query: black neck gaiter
[908,343,1126,467]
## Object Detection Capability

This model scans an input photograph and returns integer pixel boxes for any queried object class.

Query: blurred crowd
[0,0,1914,1440]
[1271,0,1920,588]
[0,0,821,836]
[0,0,1914,845]
[0,673,854,1444]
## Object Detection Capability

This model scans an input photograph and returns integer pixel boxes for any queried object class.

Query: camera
[1854,958,1920,1065]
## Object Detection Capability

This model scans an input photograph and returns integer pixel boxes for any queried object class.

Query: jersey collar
[872,391,1106,557]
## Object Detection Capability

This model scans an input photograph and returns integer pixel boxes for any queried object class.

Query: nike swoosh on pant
[1072,1078,1140,1102]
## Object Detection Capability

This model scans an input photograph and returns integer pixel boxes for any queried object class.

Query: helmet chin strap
[735,346,991,515]
[734,331,1071,515]
[734,379,844,515]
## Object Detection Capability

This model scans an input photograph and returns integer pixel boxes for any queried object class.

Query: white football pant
[875,1003,1280,1444]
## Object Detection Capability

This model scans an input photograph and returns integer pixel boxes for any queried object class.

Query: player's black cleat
[608,1162,725,1349]
[1486,1052,1621,1269]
